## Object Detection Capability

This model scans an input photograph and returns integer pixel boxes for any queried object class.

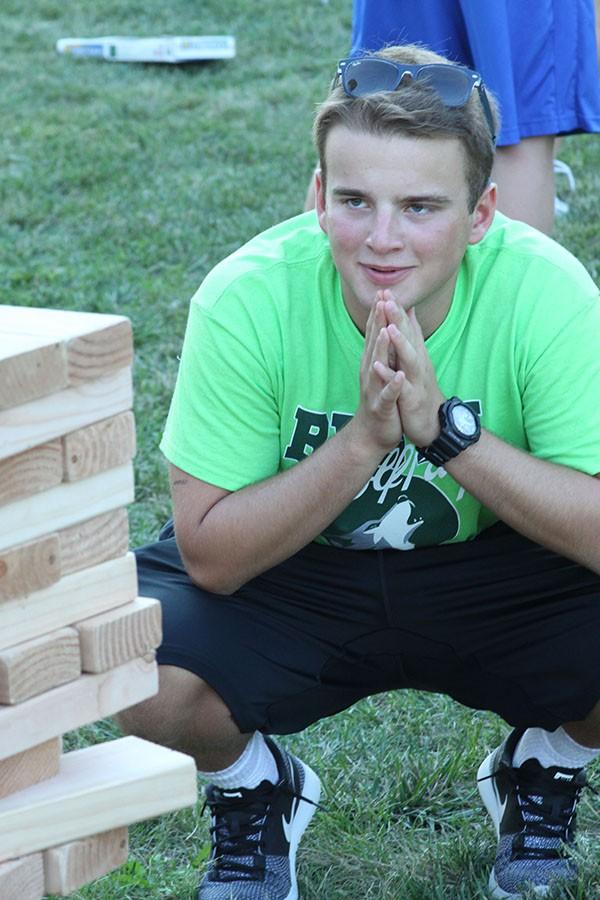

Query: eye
[344,197,366,209]
[407,203,431,216]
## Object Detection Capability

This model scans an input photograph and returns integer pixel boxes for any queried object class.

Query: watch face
[452,404,478,436]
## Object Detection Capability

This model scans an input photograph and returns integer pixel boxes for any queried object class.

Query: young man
[122,44,600,899]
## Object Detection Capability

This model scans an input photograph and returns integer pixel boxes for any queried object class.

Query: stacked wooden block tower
[0,305,197,898]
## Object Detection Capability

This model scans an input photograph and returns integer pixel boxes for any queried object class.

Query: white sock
[513,726,600,770]
[199,732,278,789]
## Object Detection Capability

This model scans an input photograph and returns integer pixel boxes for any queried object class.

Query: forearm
[446,429,600,574]
[178,422,383,594]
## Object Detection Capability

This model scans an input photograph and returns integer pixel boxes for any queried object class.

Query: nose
[365,209,405,254]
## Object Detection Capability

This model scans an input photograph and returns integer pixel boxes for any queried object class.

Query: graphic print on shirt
[284,402,482,550]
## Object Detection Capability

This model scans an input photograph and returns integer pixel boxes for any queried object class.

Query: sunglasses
[335,57,496,142]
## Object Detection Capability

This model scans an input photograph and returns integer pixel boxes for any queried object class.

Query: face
[316,126,495,335]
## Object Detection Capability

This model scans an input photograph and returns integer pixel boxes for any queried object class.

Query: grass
[1,1,599,897]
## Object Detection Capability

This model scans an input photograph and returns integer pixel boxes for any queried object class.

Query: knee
[116,664,237,750]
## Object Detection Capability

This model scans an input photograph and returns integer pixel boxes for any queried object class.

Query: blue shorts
[135,521,600,736]
[351,0,600,145]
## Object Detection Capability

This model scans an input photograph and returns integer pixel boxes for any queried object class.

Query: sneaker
[198,737,321,899]
[477,729,586,898]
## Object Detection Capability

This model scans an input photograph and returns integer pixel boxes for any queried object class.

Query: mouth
[360,263,415,285]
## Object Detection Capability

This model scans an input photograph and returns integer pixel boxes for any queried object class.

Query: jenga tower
[0,306,197,899]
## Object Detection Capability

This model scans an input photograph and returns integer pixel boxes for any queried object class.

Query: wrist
[343,416,398,466]
[418,397,481,466]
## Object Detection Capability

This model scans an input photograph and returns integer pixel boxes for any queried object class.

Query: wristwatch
[418,397,481,467]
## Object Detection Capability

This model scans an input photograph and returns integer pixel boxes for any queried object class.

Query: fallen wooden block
[0,853,44,900]
[0,440,63,508]
[0,552,137,652]
[58,507,129,576]
[0,306,132,410]
[0,366,132,462]
[0,736,197,862]
[76,596,162,673]
[0,654,158,762]
[0,628,81,705]
[0,739,61,801]
[63,410,136,482]
[43,827,128,896]
[0,534,60,601]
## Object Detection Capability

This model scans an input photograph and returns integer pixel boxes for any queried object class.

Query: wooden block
[58,508,129,576]
[0,534,60,601]
[0,736,197,862]
[44,827,128,895]
[0,440,63,508]
[0,628,81,704]
[0,552,138,652]
[0,462,134,552]
[0,654,158,761]
[0,854,44,900]
[0,306,132,409]
[66,320,133,385]
[0,739,61,801]
[0,366,132,462]
[62,411,136,482]
[0,306,130,341]
[0,336,66,411]
[76,597,162,673]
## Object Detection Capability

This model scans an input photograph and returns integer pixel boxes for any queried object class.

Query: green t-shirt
[161,211,600,550]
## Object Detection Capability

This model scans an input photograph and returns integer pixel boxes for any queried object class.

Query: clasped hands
[355,289,445,455]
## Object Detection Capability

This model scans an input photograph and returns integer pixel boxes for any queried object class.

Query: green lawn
[1,1,599,897]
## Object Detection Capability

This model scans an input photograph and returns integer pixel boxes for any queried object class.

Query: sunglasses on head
[335,56,496,143]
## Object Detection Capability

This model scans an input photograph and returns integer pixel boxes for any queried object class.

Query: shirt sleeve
[160,287,282,490]
[520,275,600,475]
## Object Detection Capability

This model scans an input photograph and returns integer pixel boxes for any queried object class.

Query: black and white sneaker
[477,729,586,898]
[198,737,321,899]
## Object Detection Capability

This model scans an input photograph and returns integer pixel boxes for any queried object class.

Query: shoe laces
[201,779,321,883]
[481,762,594,862]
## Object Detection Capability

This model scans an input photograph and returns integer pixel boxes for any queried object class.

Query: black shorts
[135,521,600,735]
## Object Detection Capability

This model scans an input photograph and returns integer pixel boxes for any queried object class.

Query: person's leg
[430,526,600,899]
[381,522,600,898]
[116,665,250,771]
[127,527,394,899]
[564,697,600,746]
[492,136,556,234]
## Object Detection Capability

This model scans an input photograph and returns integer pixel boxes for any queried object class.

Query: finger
[370,326,391,374]
[379,369,405,404]
[364,298,386,355]
[367,329,402,395]
[369,291,402,368]
[361,302,384,379]
[365,291,385,338]
[372,358,396,383]
[380,295,401,368]
[370,356,405,401]
[387,321,416,360]
[384,299,413,339]
[407,306,425,341]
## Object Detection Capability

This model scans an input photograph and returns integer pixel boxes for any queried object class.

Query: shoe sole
[285,761,321,900]
[477,752,550,900]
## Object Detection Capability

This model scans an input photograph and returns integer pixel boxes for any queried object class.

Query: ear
[468,181,497,245]
[314,169,329,235]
